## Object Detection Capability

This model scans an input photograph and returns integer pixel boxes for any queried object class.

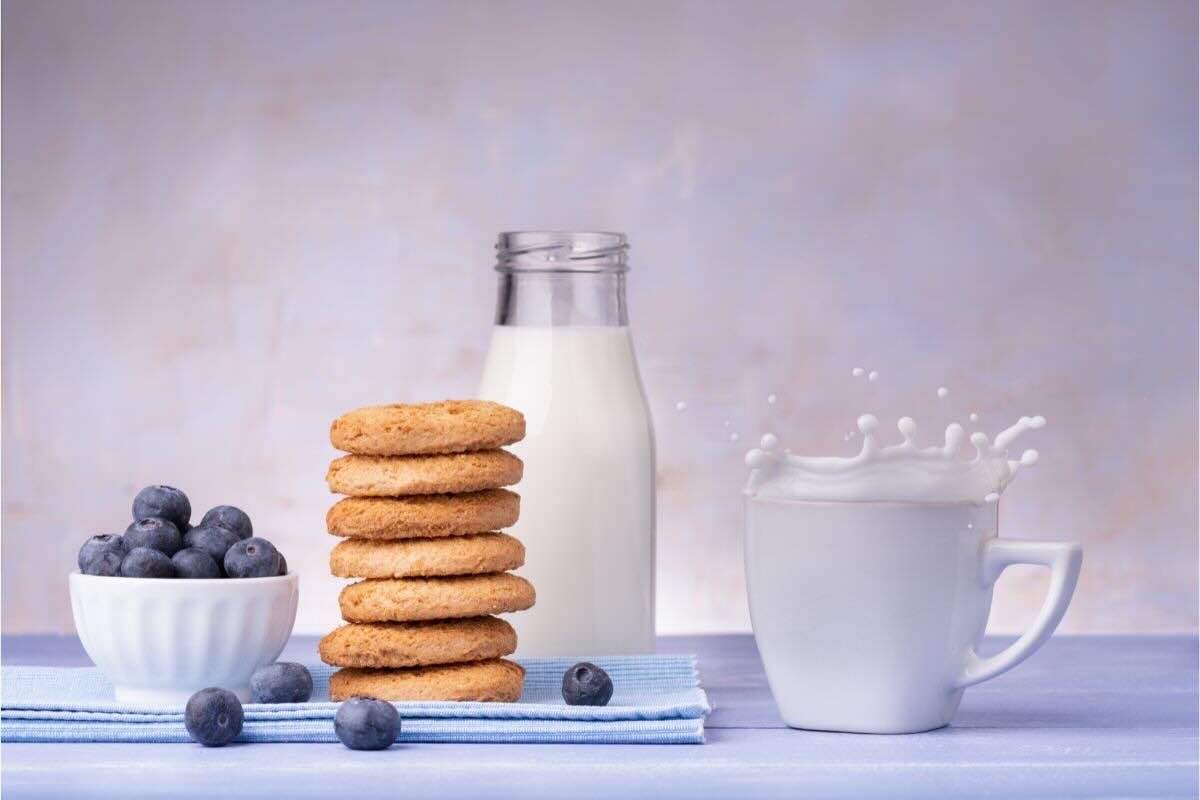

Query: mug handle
[956,538,1083,689]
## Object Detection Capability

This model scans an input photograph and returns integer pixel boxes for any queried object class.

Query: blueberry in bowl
[199,505,253,540]
[171,548,221,579]
[121,546,176,578]
[124,518,183,556]
[78,534,126,574]
[224,537,283,579]
[82,549,124,577]
[183,525,240,568]
[132,485,191,532]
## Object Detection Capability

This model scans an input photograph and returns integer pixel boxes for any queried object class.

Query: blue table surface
[1,633,1196,799]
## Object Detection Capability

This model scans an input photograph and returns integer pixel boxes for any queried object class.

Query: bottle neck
[493,231,630,327]
[494,271,628,327]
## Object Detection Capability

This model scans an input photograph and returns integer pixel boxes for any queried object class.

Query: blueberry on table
[334,697,399,750]
[185,688,244,747]
[120,547,175,578]
[171,548,221,579]
[123,518,182,556]
[562,662,614,706]
[199,505,253,540]
[82,550,123,576]
[250,663,313,703]
[132,485,191,531]
[183,525,240,566]
[78,534,126,571]
[224,537,281,578]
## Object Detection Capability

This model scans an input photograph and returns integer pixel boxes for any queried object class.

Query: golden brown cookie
[329,659,525,702]
[330,400,525,456]
[319,617,517,668]
[339,573,536,623]
[326,491,520,540]
[330,533,525,578]
[327,451,523,497]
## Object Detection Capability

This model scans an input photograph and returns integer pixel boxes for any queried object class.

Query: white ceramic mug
[744,498,1082,734]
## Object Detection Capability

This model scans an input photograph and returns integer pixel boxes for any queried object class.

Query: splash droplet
[675,401,687,411]
[984,492,1000,503]
[851,367,865,377]
[767,394,777,405]
[937,387,949,399]
[969,412,979,423]
[867,371,879,382]
[729,432,741,443]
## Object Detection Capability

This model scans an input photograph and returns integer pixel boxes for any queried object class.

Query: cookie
[339,573,536,623]
[330,400,525,457]
[330,533,525,578]
[327,491,520,540]
[329,658,525,702]
[319,617,517,668]
[327,451,523,497]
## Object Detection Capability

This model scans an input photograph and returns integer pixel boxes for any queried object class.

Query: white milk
[745,413,1045,504]
[478,325,656,657]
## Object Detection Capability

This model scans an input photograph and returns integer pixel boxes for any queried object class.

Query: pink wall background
[3,0,1196,635]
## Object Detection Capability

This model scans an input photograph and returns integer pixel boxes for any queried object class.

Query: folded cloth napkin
[1,656,710,744]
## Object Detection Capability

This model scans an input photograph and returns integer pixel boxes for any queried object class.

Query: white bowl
[69,571,299,705]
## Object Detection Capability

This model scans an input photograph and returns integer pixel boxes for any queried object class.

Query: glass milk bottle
[478,231,656,656]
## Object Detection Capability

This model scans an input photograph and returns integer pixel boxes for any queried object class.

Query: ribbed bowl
[69,572,299,705]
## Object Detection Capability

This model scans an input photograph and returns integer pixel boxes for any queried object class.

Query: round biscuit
[319,617,517,668]
[329,659,525,702]
[330,400,525,456]
[327,451,522,497]
[327,491,520,539]
[330,533,525,578]
[339,572,536,623]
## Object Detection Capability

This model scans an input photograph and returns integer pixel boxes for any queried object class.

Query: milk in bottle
[478,232,655,656]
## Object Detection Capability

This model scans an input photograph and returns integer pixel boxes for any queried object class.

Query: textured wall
[3,0,1196,636]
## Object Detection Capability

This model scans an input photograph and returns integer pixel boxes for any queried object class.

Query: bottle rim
[495,231,629,273]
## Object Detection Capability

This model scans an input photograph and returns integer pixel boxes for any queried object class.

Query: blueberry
[82,550,123,576]
[120,546,175,578]
[78,534,126,571]
[250,662,313,703]
[562,662,613,706]
[224,537,281,578]
[171,548,221,579]
[277,553,288,576]
[184,688,243,747]
[123,517,182,556]
[199,505,253,540]
[334,697,399,750]
[183,525,240,567]
[132,485,191,531]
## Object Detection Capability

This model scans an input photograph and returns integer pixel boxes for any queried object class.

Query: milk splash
[745,414,1045,504]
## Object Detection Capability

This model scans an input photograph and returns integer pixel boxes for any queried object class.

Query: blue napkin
[1,656,709,744]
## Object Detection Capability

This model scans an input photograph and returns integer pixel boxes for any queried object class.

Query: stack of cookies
[319,400,535,703]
